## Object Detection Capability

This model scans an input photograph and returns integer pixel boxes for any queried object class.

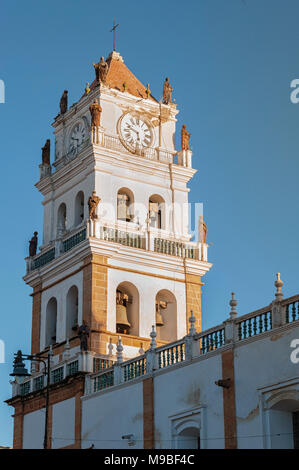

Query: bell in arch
[156,301,166,327]
[116,290,131,334]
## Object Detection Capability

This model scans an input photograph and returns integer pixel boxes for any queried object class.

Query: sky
[1,0,299,447]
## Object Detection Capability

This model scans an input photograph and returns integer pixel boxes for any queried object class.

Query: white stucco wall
[81,382,143,449]
[23,409,45,449]
[52,397,75,449]
[234,326,299,449]
[153,354,225,449]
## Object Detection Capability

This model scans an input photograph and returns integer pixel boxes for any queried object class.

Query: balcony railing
[85,291,299,398]
[285,300,299,324]
[63,228,86,253]
[122,356,146,381]
[93,370,114,392]
[237,310,272,341]
[99,226,145,250]
[154,238,196,259]
[157,342,185,369]
[26,217,209,274]
[32,248,55,270]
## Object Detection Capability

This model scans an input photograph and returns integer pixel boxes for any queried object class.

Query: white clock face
[68,121,87,156]
[119,113,153,152]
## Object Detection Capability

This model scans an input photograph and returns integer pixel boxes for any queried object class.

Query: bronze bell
[116,290,131,334]
[155,303,164,327]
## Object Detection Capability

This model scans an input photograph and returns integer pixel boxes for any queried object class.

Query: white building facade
[7,50,299,449]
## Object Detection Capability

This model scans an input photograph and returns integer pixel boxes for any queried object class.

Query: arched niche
[45,297,57,347]
[116,281,139,336]
[149,194,165,229]
[57,202,67,235]
[66,286,79,339]
[117,188,134,222]
[176,426,200,449]
[267,397,299,449]
[74,191,84,226]
[155,289,177,342]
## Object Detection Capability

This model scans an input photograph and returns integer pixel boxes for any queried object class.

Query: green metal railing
[67,360,79,376]
[32,248,55,270]
[93,370,114,392]
[93,358,114,373]
[33,375,44,392]
[20,381,31,396]
[154,238,195,259]
[100,226,145,249]
[51,366,64,384]
[158,342,185,369]
[237,311,272,341]
[200,328,225,354]
[63,228,86,253]
[123,357,146,382]
[285,301,299,323]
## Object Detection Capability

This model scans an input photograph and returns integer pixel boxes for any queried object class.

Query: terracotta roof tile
[87,53,158,102]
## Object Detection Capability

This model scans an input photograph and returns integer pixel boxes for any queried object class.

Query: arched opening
[66,286,79,339]
[57,203,67,235]
[74,191,84,226]
[155,290,177,342]
[268,398,299,449]
[177,427,200,449]
[45,297,57,347]
[116,282,139,336]
[117,188,134,222]
[149,194,165,229]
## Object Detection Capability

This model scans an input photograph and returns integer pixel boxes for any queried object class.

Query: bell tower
[25,50,212,364]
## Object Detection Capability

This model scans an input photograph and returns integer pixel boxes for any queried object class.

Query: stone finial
[64,338,70,360]
[116,336,123,364]
[145,84,151,99]
[229,292,238,319]
[188,310,196,336]
[150,325,157,350]
[85,82,91,95]
[275,272,283,301]
[108,337,114,357]
[139,342,145,355]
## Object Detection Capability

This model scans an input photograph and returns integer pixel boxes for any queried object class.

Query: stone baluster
[224,292,238,343]
[185,311,196,360]
[272,273,285,328]
[146,326,157,373]
[114,336,124,385]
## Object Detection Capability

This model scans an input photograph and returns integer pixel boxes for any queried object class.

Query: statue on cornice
[41,139,50,165]
[163,77,173,105]
[29,232,38,257]
[93,57,109,85]
[59,90,68,115]
[181,124,191,151]
[89,99,102,129]
[78,320,90,352]
[88,190,101,220]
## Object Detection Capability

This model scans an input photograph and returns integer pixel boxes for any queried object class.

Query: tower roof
[88,51,158,102]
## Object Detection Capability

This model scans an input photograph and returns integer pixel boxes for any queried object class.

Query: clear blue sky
[1,0,299,447]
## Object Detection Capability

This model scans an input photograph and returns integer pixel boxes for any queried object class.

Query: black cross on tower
[110,19,119,52]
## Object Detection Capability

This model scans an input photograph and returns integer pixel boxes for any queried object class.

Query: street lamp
[10,349,52,449]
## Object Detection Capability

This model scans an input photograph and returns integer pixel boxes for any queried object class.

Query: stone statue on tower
[93,57,109,85]
[29,232,38,257]
[89,99,102,129]
[163,77,173,105]
[88,190,101,220]
[59,90,68,115]
[77,320,90,352]
[41,139,50,165]
[181,125,191,151]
